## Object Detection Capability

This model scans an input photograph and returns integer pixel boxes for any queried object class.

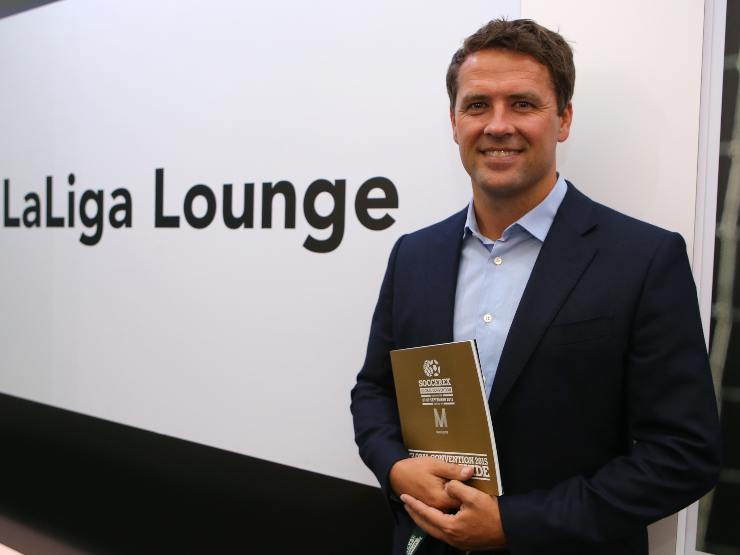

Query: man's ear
[557,102,573,143]
[450,108,459,144]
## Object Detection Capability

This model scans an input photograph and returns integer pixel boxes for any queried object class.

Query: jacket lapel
[490,185,598,415]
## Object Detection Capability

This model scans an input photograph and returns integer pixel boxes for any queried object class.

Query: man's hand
[401,480,507,551]
[389,457,474,511]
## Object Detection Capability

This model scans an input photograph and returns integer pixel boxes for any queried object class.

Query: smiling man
[451,47,571,240]
[351,19,720,555]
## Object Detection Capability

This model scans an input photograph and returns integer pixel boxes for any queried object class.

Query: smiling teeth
[485,150,517,157]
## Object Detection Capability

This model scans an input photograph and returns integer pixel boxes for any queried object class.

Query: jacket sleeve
[350,236,409,500]
[498,232,721,550]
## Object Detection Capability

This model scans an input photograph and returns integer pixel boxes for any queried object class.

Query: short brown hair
[446,18,575,115]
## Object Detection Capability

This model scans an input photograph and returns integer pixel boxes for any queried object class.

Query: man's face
[450,48,572,203]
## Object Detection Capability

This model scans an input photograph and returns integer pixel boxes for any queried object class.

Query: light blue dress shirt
[453,175,567,398]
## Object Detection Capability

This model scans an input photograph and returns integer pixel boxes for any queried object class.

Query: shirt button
[493,256,503,265]
[483,313,493,323]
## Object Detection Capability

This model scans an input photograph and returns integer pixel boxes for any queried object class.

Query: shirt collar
[463,174,568,243]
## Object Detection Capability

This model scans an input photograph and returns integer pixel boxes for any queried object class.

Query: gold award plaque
[391,340,502,496]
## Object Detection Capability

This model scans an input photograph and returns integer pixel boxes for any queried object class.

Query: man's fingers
[444,479,482,505]
[432,460,474,481]
[400,494,453,541]
[403,489,506,551]
[458,465,475,480]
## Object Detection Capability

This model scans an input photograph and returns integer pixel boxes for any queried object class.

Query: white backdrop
[0,0,519,486]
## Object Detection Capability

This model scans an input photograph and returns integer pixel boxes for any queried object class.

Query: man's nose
[483,107,515,137]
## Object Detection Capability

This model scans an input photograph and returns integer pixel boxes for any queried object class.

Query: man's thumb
[445,479,478,505]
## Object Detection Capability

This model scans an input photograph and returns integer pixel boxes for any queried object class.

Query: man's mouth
[481,148,522,157]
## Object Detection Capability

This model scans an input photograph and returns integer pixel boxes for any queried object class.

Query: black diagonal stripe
[0,392,391,554]
[0,0,64,20]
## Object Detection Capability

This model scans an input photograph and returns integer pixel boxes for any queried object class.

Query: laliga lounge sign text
[1,169,398,253]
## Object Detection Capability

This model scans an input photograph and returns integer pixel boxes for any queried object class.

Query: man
[350,18,720,555]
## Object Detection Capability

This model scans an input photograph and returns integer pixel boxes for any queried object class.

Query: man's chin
[474,180,528,200]
[472,171,555,204]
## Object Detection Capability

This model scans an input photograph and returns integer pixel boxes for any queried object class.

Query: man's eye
[468,102,487,111]
[514,100,532,109]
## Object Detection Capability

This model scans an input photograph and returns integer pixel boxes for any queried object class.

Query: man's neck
[473,177,558,240]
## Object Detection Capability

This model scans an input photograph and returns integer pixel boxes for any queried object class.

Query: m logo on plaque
[434,407,448,429]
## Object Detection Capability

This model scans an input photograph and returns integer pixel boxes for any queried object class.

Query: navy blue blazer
[350,184,721,555]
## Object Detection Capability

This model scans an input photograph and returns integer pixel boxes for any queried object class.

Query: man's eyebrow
[458,93,490,106]
[509,92,544,103]
[458,91,546,107]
